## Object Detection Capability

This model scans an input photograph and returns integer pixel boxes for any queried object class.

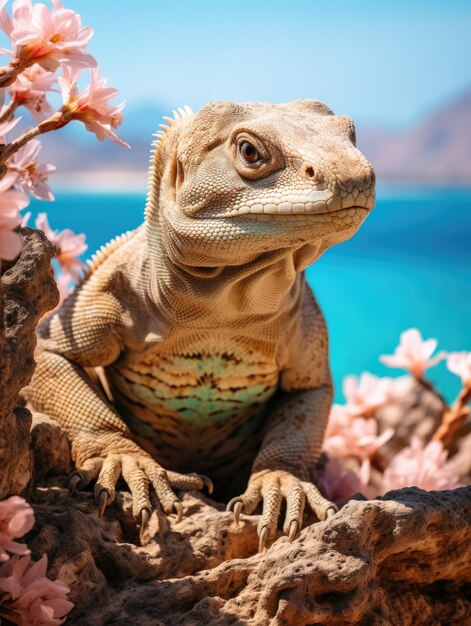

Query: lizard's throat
[146,222,324,322]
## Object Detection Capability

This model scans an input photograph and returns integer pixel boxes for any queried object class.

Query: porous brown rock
[0,227,58,498]
[28,481,471,625]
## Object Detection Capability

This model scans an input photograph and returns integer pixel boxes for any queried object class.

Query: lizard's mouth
[225,205,371,219]
[207,191,375,219]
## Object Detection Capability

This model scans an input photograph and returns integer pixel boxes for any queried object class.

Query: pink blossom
[0,496,34,562]
[380,328,445,379]
[324,404,393,460]
[0,0,96,72]
[342,372,391,416]
[446,352,471,386]
[313,457,373,506]
[35,212,86,279]
[0,554,73,625]
[383,375,415,403]
[6,139,56,200]
[8,64,57,121]
[382,437,462,492]
[58,66,129,147]
[0,188,29,260]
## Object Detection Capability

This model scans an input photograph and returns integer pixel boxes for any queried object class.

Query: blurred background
[18,0,471,401]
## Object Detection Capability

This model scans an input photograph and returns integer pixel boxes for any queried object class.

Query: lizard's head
[147,100,375,269]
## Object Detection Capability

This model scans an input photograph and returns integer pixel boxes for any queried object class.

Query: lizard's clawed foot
[68,448,212,526]
[227,469,337,551]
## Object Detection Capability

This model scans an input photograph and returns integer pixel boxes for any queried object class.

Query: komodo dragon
[24,100,375,551]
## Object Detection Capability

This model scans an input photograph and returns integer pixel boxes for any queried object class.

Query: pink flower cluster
[8,64,57,122]
[447,352,471,386]
[382,437,462,492]
[380,328,445,379]
[0,0,127,262]
[35,212,86,281]
[0,496,34,562]
[318,329,465,506]
[324,403,393,461]
[0,0,95,72]
[0,496,73,625]
[58,66,129,147]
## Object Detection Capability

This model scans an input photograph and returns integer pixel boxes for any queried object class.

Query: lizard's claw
[140,508,150,531]
[226,498,244,525]
[231,469,338,551]
[68,473,81,495]
[288,519,299,542]
[97,489,109,518]
[258,526,269,553]
[172,501,184,523]
[68,442,212,527]
[326,506,337,519]
[200,475,214,495]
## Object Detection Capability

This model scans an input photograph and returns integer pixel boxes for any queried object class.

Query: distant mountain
[358,90,471,183]
[38,90,471,188]
[39,102,169,190]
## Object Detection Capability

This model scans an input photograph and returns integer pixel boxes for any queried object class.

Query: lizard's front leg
[228,386,337,551]
[26,347,212,527]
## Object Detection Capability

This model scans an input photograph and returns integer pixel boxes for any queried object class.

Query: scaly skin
[24,100,375,550]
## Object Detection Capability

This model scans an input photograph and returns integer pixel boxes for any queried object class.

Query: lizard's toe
[301,480,338,521]
[231,469,338,552]
[166,470,213,494]
[281,478,306,541]
[139,460,185,519]
[258,479,282,551]
[93,454,122,515]
[68,457,104,494]
[68,441,215,528]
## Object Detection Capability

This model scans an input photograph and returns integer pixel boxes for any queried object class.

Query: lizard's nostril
[302,165,323,185]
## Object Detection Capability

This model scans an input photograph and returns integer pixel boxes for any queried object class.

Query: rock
[31,412,72,480]
[0,227,59,498]
[27,482,471,625]
[375,381,445,467]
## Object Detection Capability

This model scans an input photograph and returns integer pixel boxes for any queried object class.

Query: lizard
[23,99,375,551]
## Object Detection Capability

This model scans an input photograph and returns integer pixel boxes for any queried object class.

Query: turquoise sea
[29,185,471,404]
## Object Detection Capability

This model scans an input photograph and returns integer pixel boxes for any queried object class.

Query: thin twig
[0,98,19,125]
[415,375,449,409]
[0,126,41,164]
[432,384,471,448]
[0,110,69,165]
[0,64,21,89]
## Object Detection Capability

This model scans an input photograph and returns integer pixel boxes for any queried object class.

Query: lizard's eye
[239,141,260,163]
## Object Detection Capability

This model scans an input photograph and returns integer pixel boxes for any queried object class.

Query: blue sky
[60,0,471,128]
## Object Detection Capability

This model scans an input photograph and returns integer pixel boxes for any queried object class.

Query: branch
[0,110,70,166]
[0,55,34,89]
[0,125,41,164]
[432,384,471,448]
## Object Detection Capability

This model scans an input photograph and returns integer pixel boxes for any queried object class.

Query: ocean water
[28,185,471,404]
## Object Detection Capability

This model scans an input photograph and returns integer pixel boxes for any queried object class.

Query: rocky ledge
[0,228,58,499]
[27,481,470,625]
